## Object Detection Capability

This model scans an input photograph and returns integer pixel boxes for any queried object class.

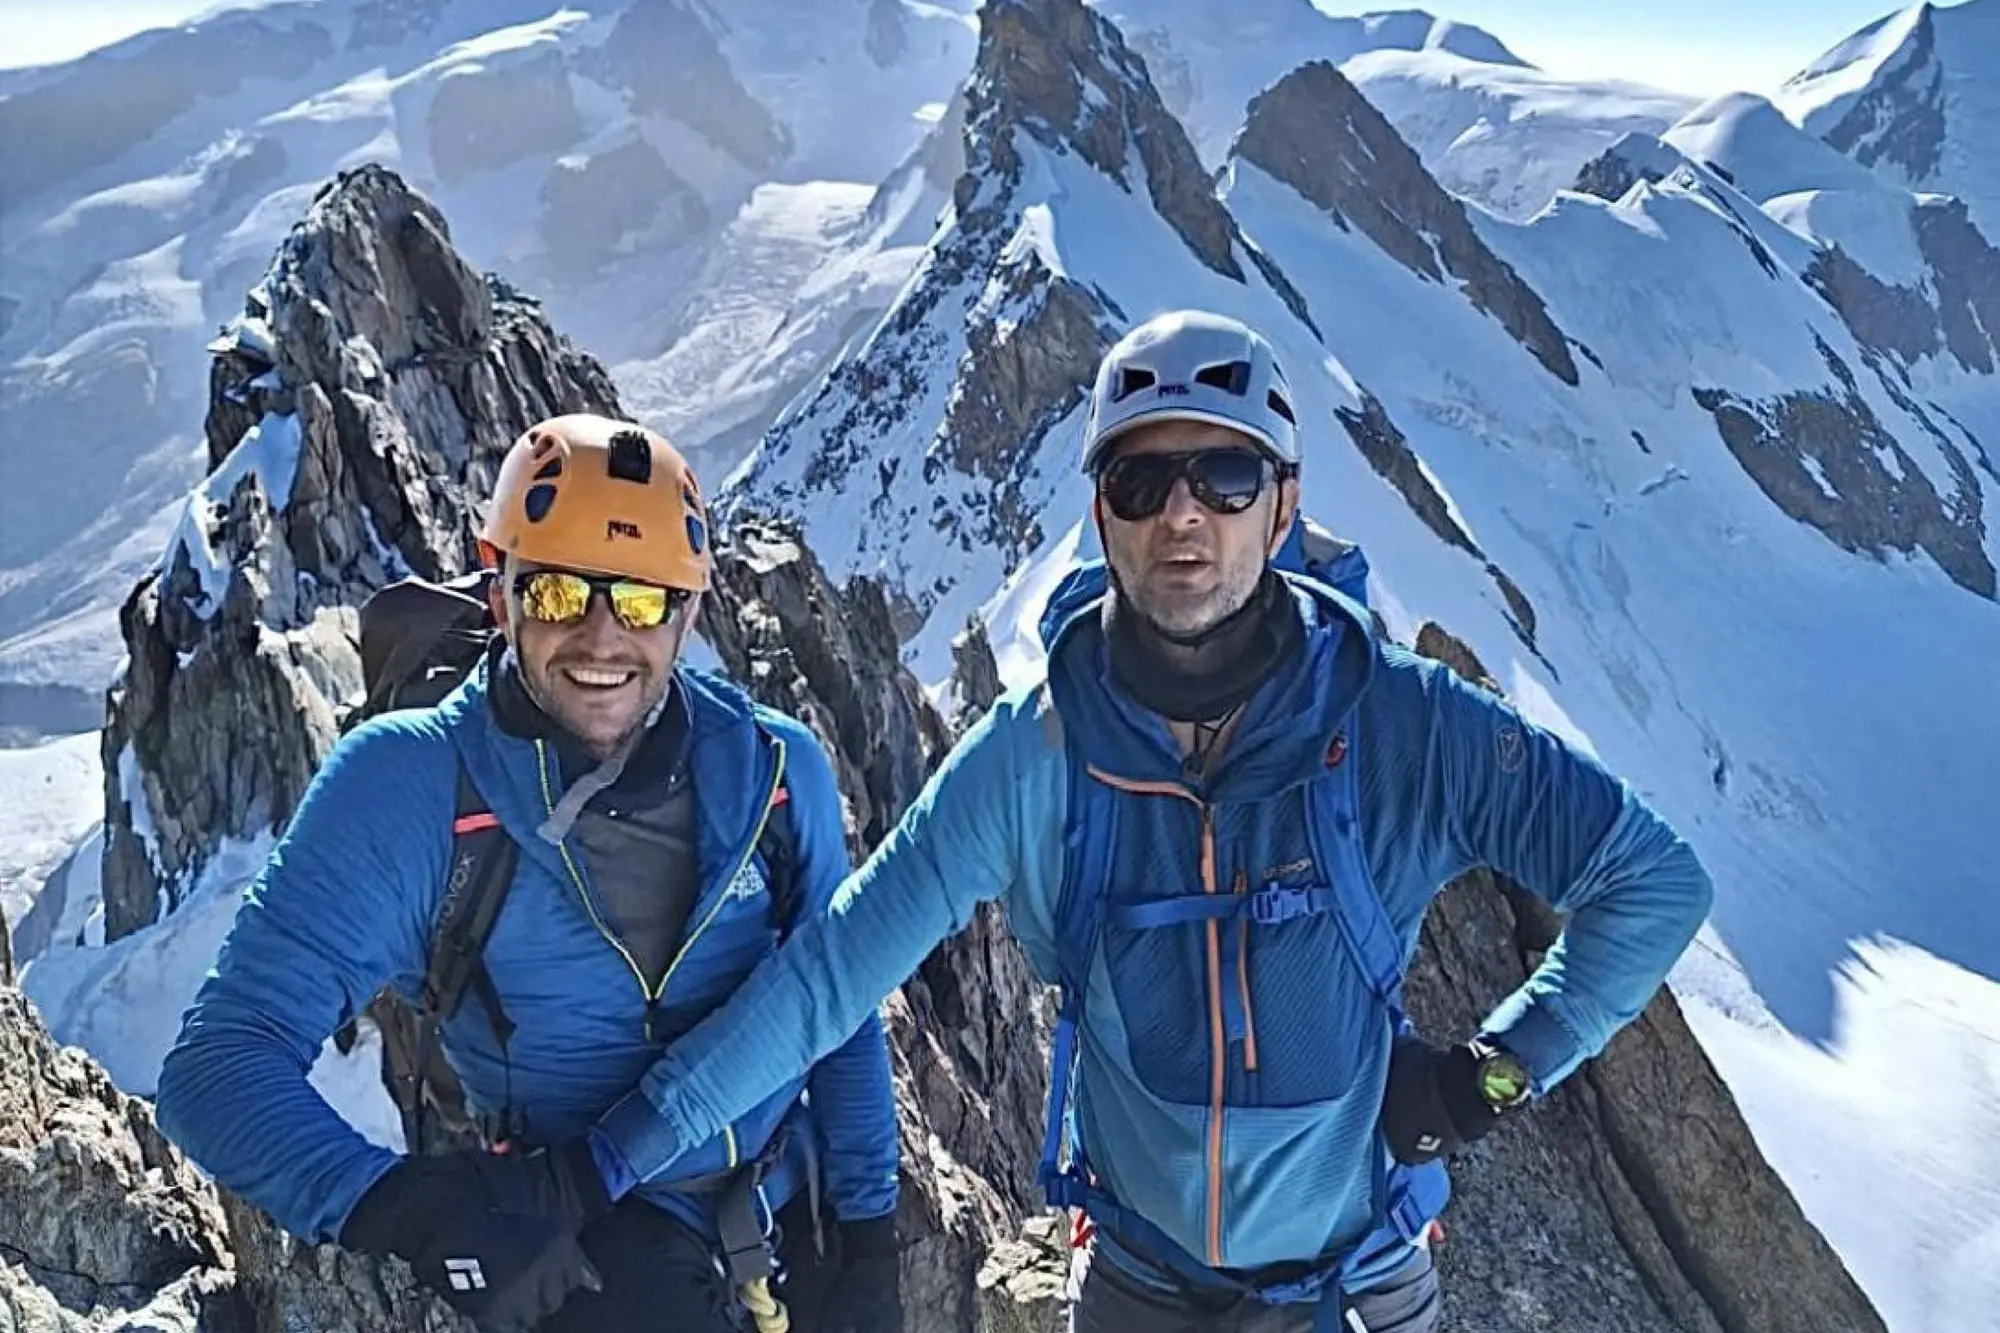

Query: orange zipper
[1199,805,1226,1265]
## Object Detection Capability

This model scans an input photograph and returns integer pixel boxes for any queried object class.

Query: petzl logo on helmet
[607,519,642,540]
[1157,382,1190,396]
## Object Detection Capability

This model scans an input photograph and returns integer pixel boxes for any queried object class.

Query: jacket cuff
[1478,993,1586,1094]
[593,1089,682,1193]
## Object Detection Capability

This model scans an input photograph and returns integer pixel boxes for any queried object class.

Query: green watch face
[1478,1051,1532,1108]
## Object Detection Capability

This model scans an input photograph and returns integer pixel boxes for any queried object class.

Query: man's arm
[154,719,448,1242]
[593,688,1055,1191]
[786,724,900,1222]
[1421,656,1716,1092]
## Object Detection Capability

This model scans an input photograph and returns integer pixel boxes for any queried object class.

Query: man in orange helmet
[157,415,903,1333]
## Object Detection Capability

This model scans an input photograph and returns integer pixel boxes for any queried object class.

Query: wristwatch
[1468,1037,1533,1112]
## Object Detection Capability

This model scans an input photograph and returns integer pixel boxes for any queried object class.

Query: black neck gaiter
[1103,570,1304,724]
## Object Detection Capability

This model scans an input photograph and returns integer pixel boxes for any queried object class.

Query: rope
[739,1277,790,1333]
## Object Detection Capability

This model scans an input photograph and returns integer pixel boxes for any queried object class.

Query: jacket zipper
[536,736,789,1167]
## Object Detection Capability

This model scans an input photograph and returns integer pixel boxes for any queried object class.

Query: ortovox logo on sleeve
[445,1258,488,1291]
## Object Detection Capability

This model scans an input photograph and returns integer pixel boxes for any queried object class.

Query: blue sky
[0,0,1941,95]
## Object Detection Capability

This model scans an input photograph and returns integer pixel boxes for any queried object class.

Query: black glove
[1379,1034,1507,1166]
[821,1215,905,1333]
[340,1142,611,1332]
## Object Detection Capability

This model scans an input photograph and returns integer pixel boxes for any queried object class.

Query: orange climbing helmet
[477,414,711,592]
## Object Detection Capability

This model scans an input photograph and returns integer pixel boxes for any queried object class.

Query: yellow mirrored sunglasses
[512,569,688,631]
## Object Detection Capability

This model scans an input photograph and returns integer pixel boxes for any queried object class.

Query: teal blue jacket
[593,578,1713,1283]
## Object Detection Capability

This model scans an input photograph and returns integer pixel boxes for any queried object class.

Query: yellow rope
[739,1277,790,1333]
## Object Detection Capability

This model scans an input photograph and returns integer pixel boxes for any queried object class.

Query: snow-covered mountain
[0,0,979,707]
[0,0,1640,716]
[1342,50,1697,220]
[719,2,2000,1328]
[1775,0,2000,237]
[1087,1,1526,163]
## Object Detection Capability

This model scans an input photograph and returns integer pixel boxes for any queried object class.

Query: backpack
[1031,518,1449,1314]
[341,571,804,1154]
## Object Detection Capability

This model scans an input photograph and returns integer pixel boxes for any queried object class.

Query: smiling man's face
[499,558,694,758]
[1096,418,1297,639]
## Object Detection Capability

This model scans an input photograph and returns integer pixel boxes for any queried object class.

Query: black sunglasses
[1096,447,1278,522]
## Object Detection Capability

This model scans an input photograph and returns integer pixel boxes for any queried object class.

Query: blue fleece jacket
[154,658,899,1244]
[592,576,1714,1284]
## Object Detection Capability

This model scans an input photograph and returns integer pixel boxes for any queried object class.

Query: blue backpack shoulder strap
[1302,728,1453,1257]
[1038,705,1114,1207]
[1301,738,1405,1022]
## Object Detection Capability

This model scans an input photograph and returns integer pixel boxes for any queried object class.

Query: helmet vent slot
[606,428,653,484]
[1194,360,1251,395]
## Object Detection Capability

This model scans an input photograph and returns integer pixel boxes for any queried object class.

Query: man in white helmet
[567,311,1716,1331]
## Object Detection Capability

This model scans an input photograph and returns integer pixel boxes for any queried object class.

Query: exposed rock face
[1237,61,1579,386]
[426,48,583,187]
[1815,6,1945,184]
[970,0,1240,283]
[1694,336,1995,599]
[1797,196,2000,377]
[582,0,791,173]
[537,135,710,281]
[699,520,954,854]
[1571,130,1688,203]
[1803,244,1942,366]
[100,164,622,941]
[1914,196,2000,375]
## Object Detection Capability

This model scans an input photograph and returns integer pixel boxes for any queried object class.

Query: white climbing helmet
[1080,310,1301,472]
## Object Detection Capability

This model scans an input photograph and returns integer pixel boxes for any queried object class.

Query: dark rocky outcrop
[1694,336,1995,599]
[1914,196,2000,375]
[1803,244,1942,367]
[100,164,622,941]
[1815,7,1946,184]
[581,0,791,173]
[967,0,1241,283]
[1571,130,1689,203]
[1798,197,2000,377]
[425,48,583,187]
[1238,62,1579,386]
